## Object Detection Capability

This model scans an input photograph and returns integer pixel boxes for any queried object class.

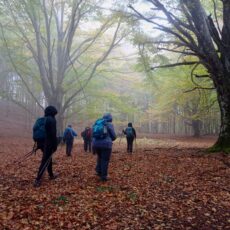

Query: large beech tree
[0,0,128,132]
[130,0,230,151]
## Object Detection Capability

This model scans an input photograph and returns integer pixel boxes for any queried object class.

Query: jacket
[63,127,77,142]
[44,105,58,151]
[92,113,116,149]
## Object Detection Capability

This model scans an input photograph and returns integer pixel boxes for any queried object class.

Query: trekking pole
[37,139,62,178]
[119,130,125,145]
[37,155,52,178]
[13,143,38,165]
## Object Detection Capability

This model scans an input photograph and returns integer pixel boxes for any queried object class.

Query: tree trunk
[212,80,230,151]
[47,91,64,135]
[192,120,201,137]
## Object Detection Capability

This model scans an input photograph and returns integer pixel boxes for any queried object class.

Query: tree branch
[0,24,44,110]
[42,0,55,91]
[184,87,215,93]
[151,61,199,70]
[62,19,123,111]
[157,47,197,56]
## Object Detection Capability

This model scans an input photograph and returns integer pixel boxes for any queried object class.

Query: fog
[0,0,220,138]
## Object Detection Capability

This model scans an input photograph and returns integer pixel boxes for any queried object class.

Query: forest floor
[0,136,229,230]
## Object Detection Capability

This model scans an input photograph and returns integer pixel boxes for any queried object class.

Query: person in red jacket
[81,127,92,153]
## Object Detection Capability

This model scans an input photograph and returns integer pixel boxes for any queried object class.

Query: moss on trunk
[208,136,230,154]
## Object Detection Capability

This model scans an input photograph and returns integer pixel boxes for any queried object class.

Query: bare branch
[2,90,39,117]
[212,0,222,35]
[184,87,215,93]
[129,4,196,52]
[67,19,113,67]
[194,74,210,78]
[63,19,123,111]
[0,23,44,109]
[157,47,197,56]
[151,61,199,70]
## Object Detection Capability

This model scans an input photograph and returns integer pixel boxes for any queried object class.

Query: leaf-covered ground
[0,136,229,229]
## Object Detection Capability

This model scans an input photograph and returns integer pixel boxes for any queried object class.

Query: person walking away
[81,127,92,152]
[34,105,58,187]
[123,122,136,153]
[63,125,77,156]
[92,113,116,182]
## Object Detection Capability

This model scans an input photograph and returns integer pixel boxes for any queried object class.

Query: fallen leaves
[0,136,229,229]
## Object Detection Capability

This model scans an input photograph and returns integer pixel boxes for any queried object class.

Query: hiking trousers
[126,137,134,153]
[66,138,73,156]
[36,145,54,181]
[66,140,73,156]
[84,139,91,152]
[95,147,112,180]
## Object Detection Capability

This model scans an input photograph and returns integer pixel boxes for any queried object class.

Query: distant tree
[130,0,230,151]
[151,66,218,137]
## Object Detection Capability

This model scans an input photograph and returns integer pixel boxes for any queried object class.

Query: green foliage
[51,195,68,206]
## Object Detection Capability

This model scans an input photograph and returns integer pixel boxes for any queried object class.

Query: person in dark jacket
[81,127,92,153]
[63,125,77,156]
[92,113,116,181]
[123,122,136,153]
[34,105,58,187]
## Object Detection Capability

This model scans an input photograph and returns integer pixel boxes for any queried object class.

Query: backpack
[33,117,46,142]
[86,128,91,139]
[92,119,107,139]
[65,129,73,140]
[126,127,133,138]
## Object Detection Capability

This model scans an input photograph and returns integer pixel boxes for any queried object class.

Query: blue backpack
[92,118,107,139]
[33,117,46,142]
[126,127,133,138]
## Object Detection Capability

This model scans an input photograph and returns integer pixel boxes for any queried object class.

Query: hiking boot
[49,174,58,180]
[33,179,41,188]
[95,171,101,177]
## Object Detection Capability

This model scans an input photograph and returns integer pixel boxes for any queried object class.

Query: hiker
[123,122,136,153]
[63,125,77,156]
[34,105,58,187]
[81,127,92,152]
[92,113,116,182]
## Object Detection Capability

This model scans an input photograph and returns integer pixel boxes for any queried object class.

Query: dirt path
[0,137,229,229]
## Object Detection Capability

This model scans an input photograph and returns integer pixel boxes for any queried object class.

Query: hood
[103,113,113,122]
[44,105,58,117]
[128,122,132,127]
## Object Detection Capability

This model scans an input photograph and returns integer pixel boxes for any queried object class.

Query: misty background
[0,0,220,138]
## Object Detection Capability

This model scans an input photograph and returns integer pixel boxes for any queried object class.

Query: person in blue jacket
[92,113,116,182]
[63,125,77,156]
